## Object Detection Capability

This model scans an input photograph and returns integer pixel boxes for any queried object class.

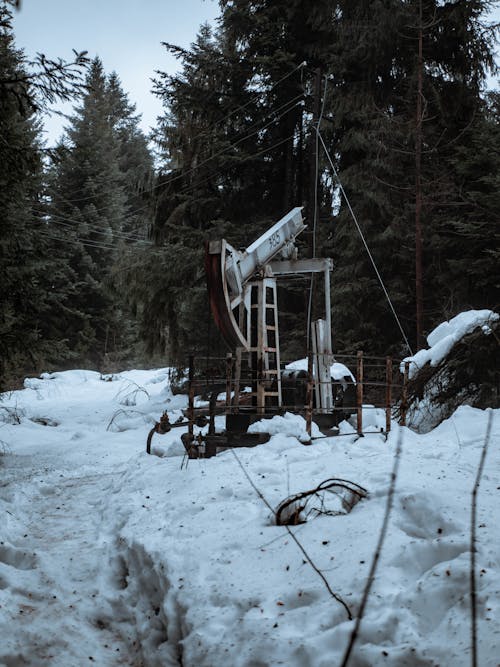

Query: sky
[11,0,499,147]
[12,0,221,145]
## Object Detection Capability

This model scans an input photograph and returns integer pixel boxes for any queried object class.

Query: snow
[1,368,499,666]
[402,309,499,379]
[248,412,324,442]
[286,358,355,383]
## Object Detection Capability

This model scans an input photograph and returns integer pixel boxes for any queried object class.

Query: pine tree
[0,6,66,387]
[436,90,500,313]
[140,0,497,363]
[135,22,260,359]
[145,3,339,360]
[327,0,497,354]
[47,58,153,367]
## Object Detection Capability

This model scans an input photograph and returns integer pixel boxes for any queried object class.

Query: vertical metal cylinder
[385,356,392,434]
[356,351,363,436]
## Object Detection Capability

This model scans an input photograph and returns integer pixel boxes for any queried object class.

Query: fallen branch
[229,448,353,620]
[275,478,368,526]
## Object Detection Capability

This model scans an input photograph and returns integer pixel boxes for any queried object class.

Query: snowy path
[0,369,173,666]
[1,367,499,666]
[1,457,142,666]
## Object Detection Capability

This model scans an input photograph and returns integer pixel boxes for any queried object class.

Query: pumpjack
[173,207,351,456]
[146,207,354,457]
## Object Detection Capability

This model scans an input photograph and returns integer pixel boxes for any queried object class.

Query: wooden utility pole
[308,66,322,259]
[415,0,425,350]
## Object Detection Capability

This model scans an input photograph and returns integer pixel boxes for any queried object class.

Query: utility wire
[45,91,303,224]
[229,447,352,620]
[34,131,298,249]
[124,92,303,207]
[173,98,303,198]
[51,62,306,206]
[152,132,297,212]
[36,228,119,251]
[470,409,494,667]
[306,73,328,350]
[36,211,149,244]
[159,60,306,146]
[317,130,413,356]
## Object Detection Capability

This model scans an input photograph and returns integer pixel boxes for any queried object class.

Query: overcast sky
[13,0,220,145]
[12,0,499,147]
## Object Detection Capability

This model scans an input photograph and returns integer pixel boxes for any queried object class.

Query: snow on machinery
[176,207,356,457]
[205,207,337,410]
[146,207,403,457]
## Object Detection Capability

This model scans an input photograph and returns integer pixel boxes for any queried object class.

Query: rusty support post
[233,347,242,409]
[385,356,392,434]
[400,361,410,426]
[188,355,195,438]
[226,353,233,410]
[356,351,363,437]
[305,352,314,440]
[208,391,216,436]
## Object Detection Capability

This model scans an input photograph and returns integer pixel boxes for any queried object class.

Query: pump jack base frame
[181,430,271,459]
[179,406,341,459]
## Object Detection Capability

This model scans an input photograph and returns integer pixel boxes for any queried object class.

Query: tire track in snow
[0,465,144,666]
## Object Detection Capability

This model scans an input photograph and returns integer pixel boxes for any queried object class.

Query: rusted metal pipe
[356,351,364,437]
[400,360,410,426]
[146,412,172,454]
[233,347,242,410]
[385,356,392,433]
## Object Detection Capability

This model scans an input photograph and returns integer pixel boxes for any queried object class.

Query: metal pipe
[400,361,410,426]
[356,351,363,436]
[385,356,392,433]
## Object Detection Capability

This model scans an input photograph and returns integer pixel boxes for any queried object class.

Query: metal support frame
[272,257,334,413]
[249,277,282,414]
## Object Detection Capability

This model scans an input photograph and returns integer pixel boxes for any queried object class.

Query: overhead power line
[36,228,119,252]
[53,61,307,207]
[35,211,149,244]
[33,128,299,251]
[46,90,302,223]
[317,129,413,356]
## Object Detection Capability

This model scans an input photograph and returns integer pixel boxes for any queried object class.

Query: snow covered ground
[1,368,499,666]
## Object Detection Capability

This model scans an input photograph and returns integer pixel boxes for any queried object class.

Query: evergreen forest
[1,0,498,389]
